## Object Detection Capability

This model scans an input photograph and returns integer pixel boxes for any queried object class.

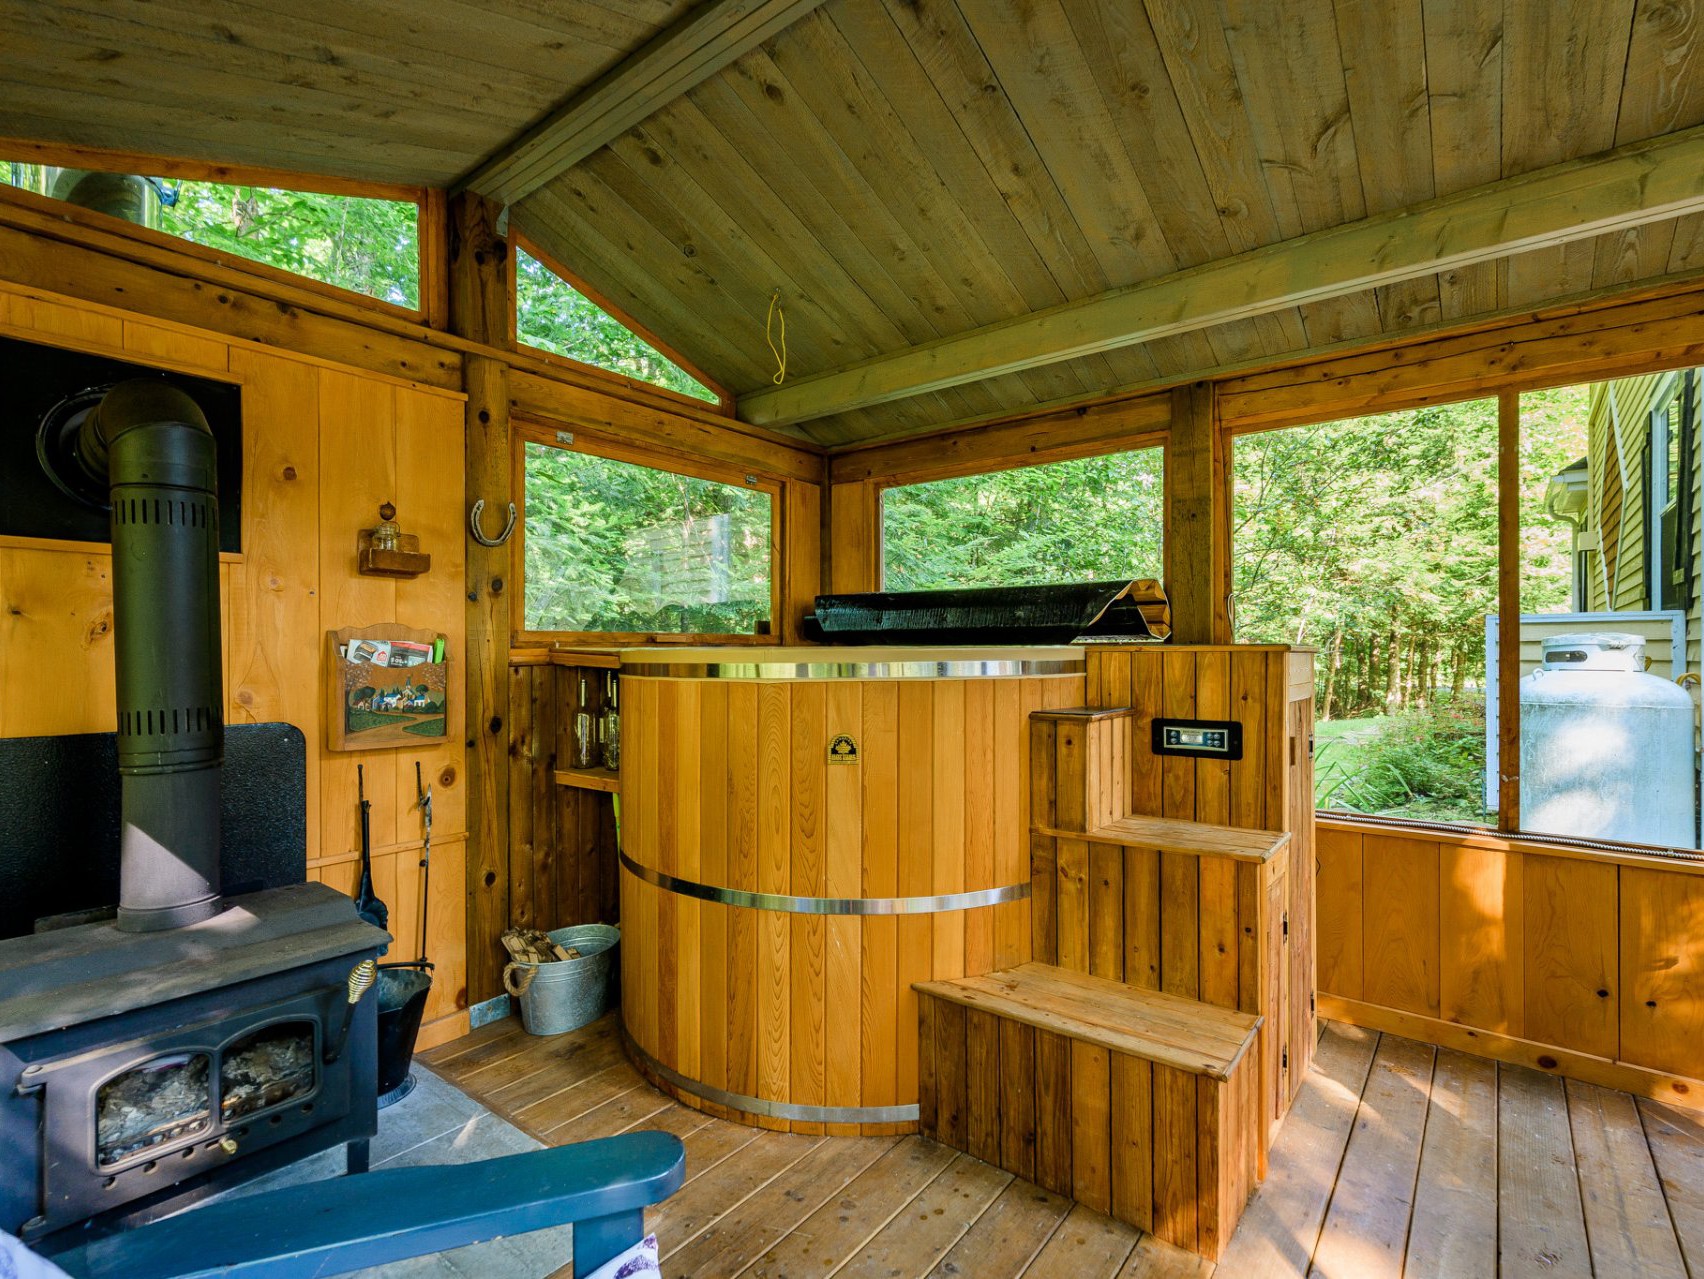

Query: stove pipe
[83,380,225,932]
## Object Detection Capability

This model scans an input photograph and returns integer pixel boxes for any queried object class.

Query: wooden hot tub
[617,646,1085,1132]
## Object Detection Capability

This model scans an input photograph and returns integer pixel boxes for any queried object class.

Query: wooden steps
[1035,812,1290,863]
[915,962,1259,1080]
[916,963,1262,1260]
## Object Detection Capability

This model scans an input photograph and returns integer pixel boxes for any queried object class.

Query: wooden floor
[420,1014,1704,1278]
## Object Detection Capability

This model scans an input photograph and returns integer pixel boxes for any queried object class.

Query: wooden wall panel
[1439,843,1524,1035]
[1620,869,1704,1077]
[0,290,470,1033]
[1524,855,1618,1059]
[1362,835,1441,1017]
[1315,826,1364,1000]
[1320,818,1704,1109]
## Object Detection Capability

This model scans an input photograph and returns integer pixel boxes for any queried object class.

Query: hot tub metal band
[627,1035,920,1126]
[618,656,1083,680]
[618,849,1030,915]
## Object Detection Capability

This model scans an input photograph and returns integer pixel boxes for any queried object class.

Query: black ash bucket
[375,964,433,1106]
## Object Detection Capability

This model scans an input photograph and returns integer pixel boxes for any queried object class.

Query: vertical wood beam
[1498,390,1522,830]
[453,190,515,1005]
[781,477,824,643]
[417,189,450,330]
[826,479,882,593]
[1165,383,1231,643]
[450,192,514,346]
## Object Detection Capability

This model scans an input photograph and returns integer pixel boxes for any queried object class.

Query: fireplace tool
[353,764,389,937]
[372,762,435,1105]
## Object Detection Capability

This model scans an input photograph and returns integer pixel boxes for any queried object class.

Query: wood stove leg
[347,1139,370,1175]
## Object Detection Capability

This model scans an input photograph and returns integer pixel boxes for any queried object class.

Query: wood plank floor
[420,1014,1704,1277]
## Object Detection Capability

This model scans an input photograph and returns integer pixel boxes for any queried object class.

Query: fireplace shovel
[372,763,435,1105]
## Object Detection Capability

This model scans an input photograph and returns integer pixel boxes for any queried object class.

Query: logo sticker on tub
[828,734,859,764]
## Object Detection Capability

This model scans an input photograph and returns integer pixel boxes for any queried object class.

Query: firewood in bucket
[500,927,581,963]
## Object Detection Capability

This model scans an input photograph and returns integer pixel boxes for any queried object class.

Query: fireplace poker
[353,764,389,939]
[412,760,433,969]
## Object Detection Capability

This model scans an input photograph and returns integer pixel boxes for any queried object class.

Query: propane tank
[1519,633,1696,848]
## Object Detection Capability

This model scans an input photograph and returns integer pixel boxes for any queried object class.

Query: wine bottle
[572,673,596,769]
[600,673,621,771]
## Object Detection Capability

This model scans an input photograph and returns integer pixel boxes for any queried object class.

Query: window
[2,162,421,308]
[515,244,717,404]
[1517,375,1702,849]
[1233,401,1499,825]
[522,438,773,637]
[881,448,1164,591]
[1235,375,1704,852]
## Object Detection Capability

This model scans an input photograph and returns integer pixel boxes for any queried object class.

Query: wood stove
[0,378,389,1252]
[0,887,382,1248]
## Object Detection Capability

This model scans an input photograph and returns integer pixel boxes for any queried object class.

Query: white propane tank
[1519,632,1697,847]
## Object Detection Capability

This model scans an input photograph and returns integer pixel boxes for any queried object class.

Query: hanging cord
[765,291,788,386]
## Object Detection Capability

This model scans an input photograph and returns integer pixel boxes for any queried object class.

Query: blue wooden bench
[44,1131,685,1279]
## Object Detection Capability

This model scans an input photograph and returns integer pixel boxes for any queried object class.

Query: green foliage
[883,449,1164,590]
[403,717,447,737]
[1233,388,1587,819]
[3,162,419,306]
[524,443,770,634]
[516,248,716,403]
[161,183,419,306]
[1317,697,1489,822]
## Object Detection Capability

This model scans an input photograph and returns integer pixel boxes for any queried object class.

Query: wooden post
[1165,382,1231,644]
[781,477,824,643]
[452,191,516,1005]
[826,479,882,593]
[1498,390,1521,831]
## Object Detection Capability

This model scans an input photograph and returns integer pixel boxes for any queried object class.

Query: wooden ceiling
[7,1,1704,447]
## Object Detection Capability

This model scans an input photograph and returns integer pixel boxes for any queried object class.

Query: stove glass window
[96,1053,211,1167]
[221,1021,317,1122]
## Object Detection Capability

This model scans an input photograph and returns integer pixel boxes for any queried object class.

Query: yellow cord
[765,291,787,386]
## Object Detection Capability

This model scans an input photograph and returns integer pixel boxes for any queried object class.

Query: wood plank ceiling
[5,1,1704,446]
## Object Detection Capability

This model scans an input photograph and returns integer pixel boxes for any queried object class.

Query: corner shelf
[554,766,620,793]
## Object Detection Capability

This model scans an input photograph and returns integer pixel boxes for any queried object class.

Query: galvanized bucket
[504,924,619,1036]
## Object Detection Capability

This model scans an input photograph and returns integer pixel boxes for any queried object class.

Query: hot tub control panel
[1151,718,1243,760]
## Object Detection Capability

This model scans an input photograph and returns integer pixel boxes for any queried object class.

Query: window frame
[512,421,783,646]
[0,141,440,323]
[510,229,732,415]
[1227,365,1704,853]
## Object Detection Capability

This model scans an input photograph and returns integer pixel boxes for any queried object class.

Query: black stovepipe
[81,380,226,932]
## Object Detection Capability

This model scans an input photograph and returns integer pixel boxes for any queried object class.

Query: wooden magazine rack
[326,623,450,751]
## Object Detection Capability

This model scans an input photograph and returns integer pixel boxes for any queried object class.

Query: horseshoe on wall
[469,499,517,548]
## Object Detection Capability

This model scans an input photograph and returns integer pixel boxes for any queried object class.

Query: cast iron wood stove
[0,378,388,1252]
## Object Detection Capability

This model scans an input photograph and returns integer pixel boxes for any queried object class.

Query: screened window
[515,245,716,404]
[2,163,420,307]
[881,449,1164,591]
[1233,401,1500,825]
[1517,375,1702,849]
[522,441,773,636]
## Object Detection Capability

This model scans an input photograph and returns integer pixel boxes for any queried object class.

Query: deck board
[441,1011,1702,1277]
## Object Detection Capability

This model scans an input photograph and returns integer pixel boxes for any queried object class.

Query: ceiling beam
[738,126,1704,429]
[458,0,828,207]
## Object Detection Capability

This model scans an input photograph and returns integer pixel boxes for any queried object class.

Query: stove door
[16,983,358,1236]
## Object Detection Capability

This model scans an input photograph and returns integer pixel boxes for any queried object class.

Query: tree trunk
[1322,625,1343,721]
[1385,625,1402,712]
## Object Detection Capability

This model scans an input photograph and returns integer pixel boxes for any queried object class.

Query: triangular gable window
[515,245,716,404]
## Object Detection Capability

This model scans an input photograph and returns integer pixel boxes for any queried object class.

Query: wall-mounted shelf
[554,766,619,793]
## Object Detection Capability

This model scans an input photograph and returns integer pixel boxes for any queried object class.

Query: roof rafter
[738,126,1704,429]
[457,0,828,207]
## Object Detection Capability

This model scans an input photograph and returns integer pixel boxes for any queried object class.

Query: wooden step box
[917,963,1261,1260]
